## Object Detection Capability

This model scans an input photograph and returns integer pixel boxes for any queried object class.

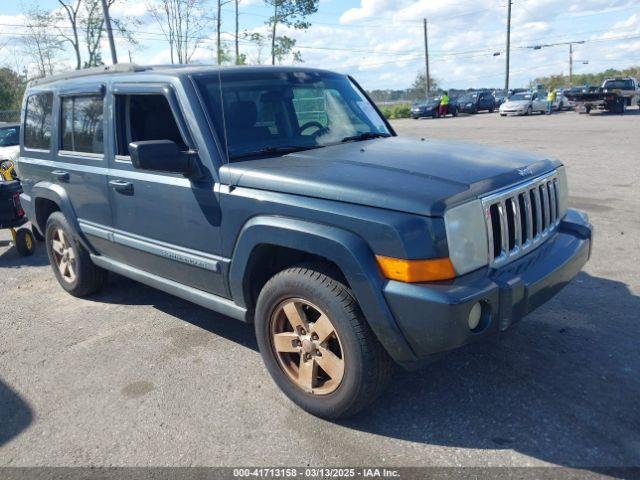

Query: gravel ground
[1,109,639,471]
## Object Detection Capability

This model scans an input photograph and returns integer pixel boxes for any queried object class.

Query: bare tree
[216,0,232,64]
[57,0,83,70]
[147,0,209,64]
[22,8,65,78]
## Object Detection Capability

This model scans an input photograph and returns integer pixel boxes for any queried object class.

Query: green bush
[379,104,412,119]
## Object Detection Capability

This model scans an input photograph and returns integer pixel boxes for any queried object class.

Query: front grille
[482,171,561,268]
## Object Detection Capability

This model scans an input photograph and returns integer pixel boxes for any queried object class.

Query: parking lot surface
[1,110,639,470]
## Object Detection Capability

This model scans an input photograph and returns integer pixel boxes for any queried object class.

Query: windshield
[603,79,634,90]
[459,93,478,103]
[510,93,532,101]
[194,70,391,161]
[0,126,19,147]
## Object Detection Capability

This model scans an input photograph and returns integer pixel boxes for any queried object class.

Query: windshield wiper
[230,145,323,161]
[341,132,391,143]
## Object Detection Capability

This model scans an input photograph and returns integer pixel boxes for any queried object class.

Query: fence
[0,110,20,123]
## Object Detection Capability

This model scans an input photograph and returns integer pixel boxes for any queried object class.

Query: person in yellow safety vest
[439,91,450,117]
[547,89,557,115]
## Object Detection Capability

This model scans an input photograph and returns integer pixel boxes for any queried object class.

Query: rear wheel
[255,266,393,419]
[32,225,45,242]
[45,212,106,297]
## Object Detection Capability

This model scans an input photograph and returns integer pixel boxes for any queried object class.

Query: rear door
[19,87,112,250]
[104,83,227,297]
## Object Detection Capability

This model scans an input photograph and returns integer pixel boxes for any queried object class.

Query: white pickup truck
[564,77,640,114]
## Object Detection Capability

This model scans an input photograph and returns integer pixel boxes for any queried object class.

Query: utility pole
[528,40,585,86]
[423,18,430,98]
[505,0,512,92]
[569,43,573,85]
[101,0,118,64]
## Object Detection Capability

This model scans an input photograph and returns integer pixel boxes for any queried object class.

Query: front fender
[229,216,418,364]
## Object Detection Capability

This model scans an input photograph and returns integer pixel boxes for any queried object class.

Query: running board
[91,254,248,322]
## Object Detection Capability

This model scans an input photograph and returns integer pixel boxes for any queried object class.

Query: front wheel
[526,106,533,116]
[255,266,393,419]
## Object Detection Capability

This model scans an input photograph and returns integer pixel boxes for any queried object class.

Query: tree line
[534,66,640,90]
[6,0,319,81]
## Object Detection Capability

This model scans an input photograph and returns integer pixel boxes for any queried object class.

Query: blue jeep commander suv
[17,64,592,419]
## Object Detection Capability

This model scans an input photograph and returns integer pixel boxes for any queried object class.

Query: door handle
[51,170,70,182]
[109,179,133,194]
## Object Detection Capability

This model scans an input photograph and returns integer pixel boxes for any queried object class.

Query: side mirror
[129,140,196,176]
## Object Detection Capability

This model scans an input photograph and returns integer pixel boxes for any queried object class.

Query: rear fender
[31,181,95,253]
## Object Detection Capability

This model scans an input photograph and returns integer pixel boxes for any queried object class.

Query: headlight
[556,165,569,218]
[444,200,489,276]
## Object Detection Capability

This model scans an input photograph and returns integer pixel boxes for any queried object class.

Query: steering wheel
[297,121,327,137]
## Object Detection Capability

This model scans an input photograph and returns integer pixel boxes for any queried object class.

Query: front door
[104,85,227,297]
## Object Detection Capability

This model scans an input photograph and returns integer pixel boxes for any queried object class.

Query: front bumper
[383,209,592,369]
[500,109,526,116]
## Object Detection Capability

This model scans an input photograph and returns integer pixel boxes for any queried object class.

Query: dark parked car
[411,97,458,118]
[17,65,592,419]
[458,91,496,113]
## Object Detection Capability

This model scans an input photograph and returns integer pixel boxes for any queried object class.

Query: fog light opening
[468,301,490,333]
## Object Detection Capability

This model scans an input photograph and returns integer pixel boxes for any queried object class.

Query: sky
[1,0,639,91]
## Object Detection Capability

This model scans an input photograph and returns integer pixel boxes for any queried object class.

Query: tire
[45,212,106,297]
[15,229,35,256]
[255,265,394,419]
[526,106,533,116]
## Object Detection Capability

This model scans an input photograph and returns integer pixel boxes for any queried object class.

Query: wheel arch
[228,216,418,364]
[31,182,94,252]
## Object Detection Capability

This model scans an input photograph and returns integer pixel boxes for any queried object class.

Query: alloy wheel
[269,298,345,395]
[51,228,77,283]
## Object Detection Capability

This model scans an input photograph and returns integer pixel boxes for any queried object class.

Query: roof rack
[29,63,150,87]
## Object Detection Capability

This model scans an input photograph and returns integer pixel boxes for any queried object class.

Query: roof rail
[29,63,149,87]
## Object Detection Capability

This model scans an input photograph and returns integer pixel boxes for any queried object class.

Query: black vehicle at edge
[411,98,459,119]
[16,65,592,419]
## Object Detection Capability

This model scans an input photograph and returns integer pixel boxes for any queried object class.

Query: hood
[220,137,560,217]
[502,100,530,108]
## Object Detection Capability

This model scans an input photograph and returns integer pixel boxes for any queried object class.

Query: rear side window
[115,94,186,156]
[24,93,53,150]
[61,95,104,154]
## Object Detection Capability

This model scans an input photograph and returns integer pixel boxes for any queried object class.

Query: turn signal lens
[376,256,456,283]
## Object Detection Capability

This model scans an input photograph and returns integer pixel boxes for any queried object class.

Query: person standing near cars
[547,89,557,115]
[439,91,450,117]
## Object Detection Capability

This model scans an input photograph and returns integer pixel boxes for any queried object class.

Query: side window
[115,94,187,156]
[24,93,53,150]
[61,95,104,154]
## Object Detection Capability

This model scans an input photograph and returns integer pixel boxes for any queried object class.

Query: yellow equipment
[1,159,36,256]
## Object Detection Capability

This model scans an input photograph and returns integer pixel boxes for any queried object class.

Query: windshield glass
[194,70,391,161]
[459,93,478,103]
[0,126,19,147]
[603,79,634,90]
[510,93,532,101]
